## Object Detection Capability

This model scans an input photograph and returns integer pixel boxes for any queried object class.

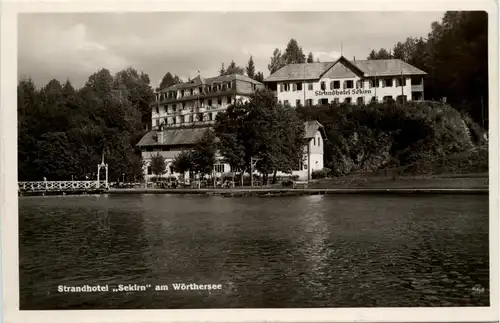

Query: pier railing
[18,181,109,192]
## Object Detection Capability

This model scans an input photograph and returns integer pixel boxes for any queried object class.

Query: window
[313,137,316,146]
[227,96,232,104]
[155,119,159,126]
[383,95,393,103]
[173,117,176,124]
[208,99,212,107]
[296,83,303,91]
[357,97,365,105]
[173,104,177,112]
[284,83,290,92]
[397,78,407,87]
[169,166,174,174]
[371,96,378,103]
[209,113,214,121]
[320,98,329,105]
[331,81,340,89]
[383,79,393,87]
[182,102,185,110]
[344,80,354,89]
[344,97,352,104]
[190,89,193,96]
[147,166,152,175]
[199,86,203,94]
[306,99,313,106]
[198,113,204,122]
[318,137,321,147]
[296,99,301,106]
[218,98,222,106]
[214,164,225,173]
[181,90,185,97]
[252,84,257,91]
[227,82,232,89]
[280,83,284,92]
[356,80,364,89]
[292,83,297,91]
[308,83,313,90]
[320,81,326,91]
[332,98,340,105]
[156,106,159,114]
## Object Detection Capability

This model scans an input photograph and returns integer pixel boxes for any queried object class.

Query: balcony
[411,84,424,92]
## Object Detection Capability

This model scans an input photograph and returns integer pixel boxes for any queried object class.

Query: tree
[307,52,314,63]
[214,89,306,184]
[190,130,216,187]
[367,48,393,60]
[283,38,306,64]
[254,71,265,82]
[158,72,182,90]
[219,63,225,76]
[224,60,244,75]
[150,153,167,179]
[246,56,256,79]
[268,48,286,74]
[171,150,192,182]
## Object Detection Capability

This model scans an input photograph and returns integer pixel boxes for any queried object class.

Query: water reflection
[19,194,489,309]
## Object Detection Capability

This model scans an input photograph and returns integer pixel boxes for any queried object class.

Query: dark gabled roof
[304,120,327,140]
[159,74,263,93]
[352,59,427,77]
[264,56,427,82]
[136,127,210,147]
[264,62,335,82]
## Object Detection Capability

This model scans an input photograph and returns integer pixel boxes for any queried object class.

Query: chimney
[354,56,356,61]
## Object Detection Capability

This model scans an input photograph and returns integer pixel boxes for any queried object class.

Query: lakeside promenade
[110,174,489,196]
[18,173,489,196]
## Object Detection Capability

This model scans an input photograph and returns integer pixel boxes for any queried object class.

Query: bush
[298,101,482,176]
[312,168,330,179]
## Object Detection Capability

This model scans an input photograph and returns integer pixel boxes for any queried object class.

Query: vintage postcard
[1,0,498,322]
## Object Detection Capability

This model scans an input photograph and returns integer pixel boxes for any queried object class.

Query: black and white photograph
[1,1,498,322]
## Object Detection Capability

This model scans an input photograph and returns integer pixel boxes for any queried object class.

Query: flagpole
[401,70,404,106]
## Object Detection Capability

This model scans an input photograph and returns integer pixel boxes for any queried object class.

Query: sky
[18,11,445,89]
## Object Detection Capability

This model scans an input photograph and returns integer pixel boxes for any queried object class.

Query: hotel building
[264,56,426,107]
[151,73,265,129]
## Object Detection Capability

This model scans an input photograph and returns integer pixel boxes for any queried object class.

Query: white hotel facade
[264,56,426,107]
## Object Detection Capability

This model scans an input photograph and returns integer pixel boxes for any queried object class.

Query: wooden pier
[18,181,109,196]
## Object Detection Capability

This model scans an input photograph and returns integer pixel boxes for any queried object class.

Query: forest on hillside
[17,11,489,181]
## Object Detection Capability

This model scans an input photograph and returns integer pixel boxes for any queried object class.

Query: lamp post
[250,157,261,187]
[97,154,109,189]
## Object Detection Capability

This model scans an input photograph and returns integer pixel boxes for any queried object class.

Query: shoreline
[18,174,489,197]
[108,188,488,196]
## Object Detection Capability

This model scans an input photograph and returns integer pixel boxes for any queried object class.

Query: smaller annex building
[264,56,427,107]
[136,120,327,182]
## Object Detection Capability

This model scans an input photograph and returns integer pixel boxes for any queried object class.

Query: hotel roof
[137,122,326,147]
[264,56,427,82]
[137,127,211,147]
[159,74,263,92]
[304,120,327,140]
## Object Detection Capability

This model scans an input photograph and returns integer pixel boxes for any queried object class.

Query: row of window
[281,95,408,106]
[280,78,407,92]
[154,96,233,114]
[154,112,218,127]
[157,82,234,101]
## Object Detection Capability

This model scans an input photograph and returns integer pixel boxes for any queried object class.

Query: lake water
[19,194,489,309]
